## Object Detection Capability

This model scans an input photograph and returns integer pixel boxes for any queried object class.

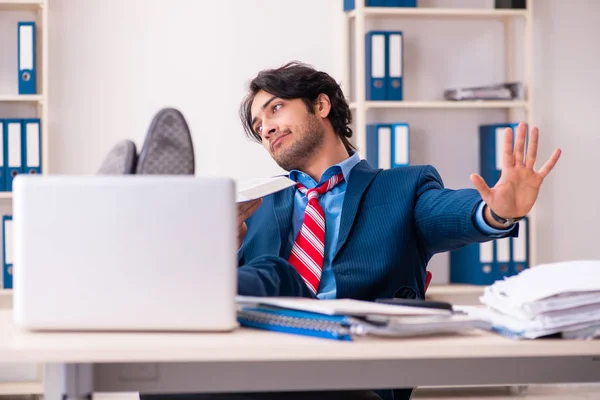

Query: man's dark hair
[240,61,356,154]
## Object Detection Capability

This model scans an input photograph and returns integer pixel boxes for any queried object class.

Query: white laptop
[11,175,238,332]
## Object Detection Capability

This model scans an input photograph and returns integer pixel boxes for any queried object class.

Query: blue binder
[385,0,417,7]
[479,122,520,187]
[450,217,529,285]
[0,120,5,192]
[391,123,410,167]
[394,0,418,6]
[344,0,386,11]
[18,22,37,95]
[22,119,41,175]
[4,120,23,191]
[450,240,498,285]
[386,31,403,100]
[365,31,387,101]
[2,215,12,289]
[366,124,392,169]
[511,216,530,275]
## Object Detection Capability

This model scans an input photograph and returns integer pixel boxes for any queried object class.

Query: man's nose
[262,123,278,141]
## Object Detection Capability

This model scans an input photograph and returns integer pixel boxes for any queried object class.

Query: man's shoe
[135,108,195,175]
[97,139,137,175]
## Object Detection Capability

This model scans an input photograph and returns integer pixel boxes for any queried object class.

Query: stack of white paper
[463,260,600,339]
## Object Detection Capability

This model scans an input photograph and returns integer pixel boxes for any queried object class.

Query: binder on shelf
[4,120,23,192]
[367,123,410,169]
[511,216,529,275]
[366,124,391,169]
[22,118,41,175]
[450,217,529,285]
[18,21,37,95]
[0,120,5,192]
[495,0,526,8]
[344,0,386,11]
[385,0,417,8]
[2,215,13,290]
[391,123,409,167]
[479,122,521,187]
[450,240,498,285]
[365,31,387,101]
[386,31,403,101]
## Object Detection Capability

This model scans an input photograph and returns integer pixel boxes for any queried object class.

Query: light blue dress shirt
[287,153,510,299]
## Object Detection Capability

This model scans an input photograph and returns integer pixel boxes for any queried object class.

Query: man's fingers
[513,122,527,165]
[470,173,491,201]
[238,198,262,221]
[537,148,562,178]
[502,127,515,168]
[525,126,539,169]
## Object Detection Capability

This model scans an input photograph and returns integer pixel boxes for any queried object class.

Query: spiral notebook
[238,307,355,341]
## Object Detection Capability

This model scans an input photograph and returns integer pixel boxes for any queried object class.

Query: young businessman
[147,63,561,400]
[235,61,561,303]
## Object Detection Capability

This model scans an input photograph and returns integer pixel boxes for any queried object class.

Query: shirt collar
[289,152,361,188]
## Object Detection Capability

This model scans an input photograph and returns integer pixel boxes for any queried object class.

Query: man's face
[250,90,325,171]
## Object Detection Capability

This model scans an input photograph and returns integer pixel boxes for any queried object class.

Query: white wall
[45,0,600,280]
[47,0,345,180]
[532,0,600,264]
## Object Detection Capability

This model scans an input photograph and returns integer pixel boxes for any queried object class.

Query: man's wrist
[484,205,516,229]
[484,205,524,228]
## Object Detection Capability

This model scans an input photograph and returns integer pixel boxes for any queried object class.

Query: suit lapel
[334,160,380,260]
[272,186,295,258]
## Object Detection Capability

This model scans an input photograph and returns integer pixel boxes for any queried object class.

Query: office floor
[413,384,600,399]
[2,385,600,400]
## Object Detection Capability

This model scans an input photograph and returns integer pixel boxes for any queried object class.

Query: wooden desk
[1,310,599,399]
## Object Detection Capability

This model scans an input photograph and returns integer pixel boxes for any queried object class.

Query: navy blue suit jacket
[237,160,518,300]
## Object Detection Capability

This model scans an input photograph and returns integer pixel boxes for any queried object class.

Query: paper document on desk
[236,176,296,203]
[461,260,600,339]
[363,314,491,338]
[483,259,600,307]
[236,296,452,317]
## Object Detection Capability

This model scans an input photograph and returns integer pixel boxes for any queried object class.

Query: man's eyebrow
[251,96,278,129]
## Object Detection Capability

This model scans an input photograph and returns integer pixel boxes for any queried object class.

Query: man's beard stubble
[272,114,325,172]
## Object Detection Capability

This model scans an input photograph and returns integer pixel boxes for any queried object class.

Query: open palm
[470,122,562,219]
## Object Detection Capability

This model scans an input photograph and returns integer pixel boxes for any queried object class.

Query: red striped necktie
[287,172,345,294]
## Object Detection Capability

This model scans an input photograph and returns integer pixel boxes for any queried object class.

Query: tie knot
[296,172,345,201]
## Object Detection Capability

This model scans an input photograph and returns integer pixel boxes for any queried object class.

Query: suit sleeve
[238,255,317,298]
[413,165,518,255]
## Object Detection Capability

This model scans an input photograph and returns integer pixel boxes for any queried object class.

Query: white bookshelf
[0,94,43,102]
[349,100,529,110]
[0,0,48,395]
[342,1,536,291]
[0,0,43,10]
[348,7,528,18]
[0,381,44,396]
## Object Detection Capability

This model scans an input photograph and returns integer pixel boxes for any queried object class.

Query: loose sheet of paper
[236,176,296,203]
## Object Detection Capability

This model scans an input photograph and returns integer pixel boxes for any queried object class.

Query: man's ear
[315,93,332,119]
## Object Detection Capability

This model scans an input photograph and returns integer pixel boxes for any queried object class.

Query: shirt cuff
[475,201,514,236]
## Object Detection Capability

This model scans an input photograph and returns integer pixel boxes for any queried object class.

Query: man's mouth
[271,132,291,150]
